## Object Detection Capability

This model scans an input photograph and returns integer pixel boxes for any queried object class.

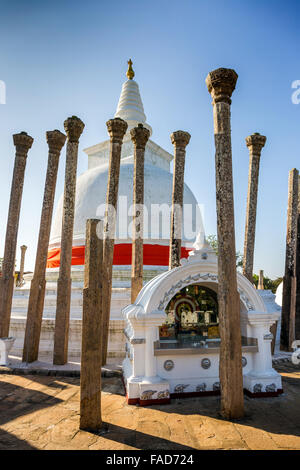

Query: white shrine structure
[123,236,282,404]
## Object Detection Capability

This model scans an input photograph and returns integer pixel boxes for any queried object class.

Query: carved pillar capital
[170,130,191,149]
[13,132,34,154]
[206,67,238,104]
[63,116,85,143]
[46,130,67,153]
[106,117,128,143]
[130,123,150,149]
[245,133,267,155]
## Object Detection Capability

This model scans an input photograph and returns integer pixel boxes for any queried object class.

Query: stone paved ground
[0,361,299,450]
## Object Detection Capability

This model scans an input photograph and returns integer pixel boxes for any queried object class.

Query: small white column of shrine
[242,311,282,394]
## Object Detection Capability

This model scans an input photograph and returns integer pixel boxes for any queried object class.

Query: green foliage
[207,235,282,291]
[235,251,244,269]
[206,234,218,254]
[207,234,243,269]
[271,277,283,293]
[253,274,282,293]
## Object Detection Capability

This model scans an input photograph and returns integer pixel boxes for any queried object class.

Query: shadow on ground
[0,379,63,450]
[137,366,300,441]
[0,362,299,450]
[92,422,195,450]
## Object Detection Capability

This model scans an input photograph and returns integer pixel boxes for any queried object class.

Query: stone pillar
[258,270,264,290]
[101,117,128,365]
[17,245,27,287]
[281,168,299,351]
[53,117,85,365]
[169,131,191,270]
[22,130,66,363]
[243,133,266,283]
[206,68,244,419]
[80,219,103,432]
[0,132,33,338]
[130,123,150,303]
[296,176,300,341]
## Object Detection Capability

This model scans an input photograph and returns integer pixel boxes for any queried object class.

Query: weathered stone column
[258,270,264,290]
[243,133,266,283]
[53,117,85,365]
[80,219,103,432]
[206,67,244,419]
[130,123,150,303]
[17,245,27,287]
[22,130,66,363]
[0,132,33,338]
[296,176,300,341]
[101,117,128,365]
[169,131,191,270]
[281,168,299,351]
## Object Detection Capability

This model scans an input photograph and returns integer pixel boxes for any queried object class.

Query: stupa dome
[49,161,200,256]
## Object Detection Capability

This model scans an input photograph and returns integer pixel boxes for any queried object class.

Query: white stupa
[48,60,202,275]
[10,61,202,362]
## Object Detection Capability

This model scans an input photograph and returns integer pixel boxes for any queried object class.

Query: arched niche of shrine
[159,283,219,343]
[173,280,249,314]
[159,283,247,343]
[158,281,248,345]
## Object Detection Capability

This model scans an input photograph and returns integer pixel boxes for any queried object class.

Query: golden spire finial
[126,59,135,80]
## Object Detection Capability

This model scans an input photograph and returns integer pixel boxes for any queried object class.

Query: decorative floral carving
[164,360,174,371]
[157,390,170,399]
[206,68,238,105]
[13,131,34,153]
[174,384,189,393]
[175,281,183,290]
[64,116,85,143]
[265,383,276,393]
[213,382,220,391]
[46,130,66,153]
[253,383,263,393]
[140,390,156,400]
[245,133,267,155]
[196,383,207,392]
[201,358,211,370]
[130,124,150,150]
[106,117,128,143]
[171,131,191,149]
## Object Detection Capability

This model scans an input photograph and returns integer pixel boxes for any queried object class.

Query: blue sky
[0,0,299,278]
